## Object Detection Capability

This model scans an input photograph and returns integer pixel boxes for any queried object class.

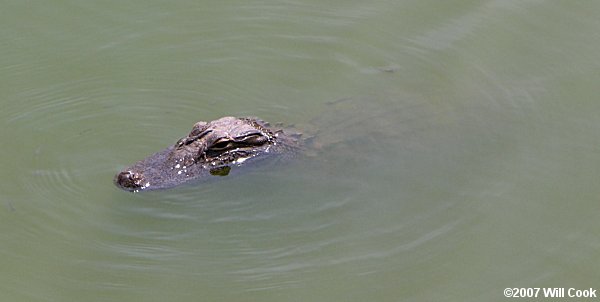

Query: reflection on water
[2,1,600,301]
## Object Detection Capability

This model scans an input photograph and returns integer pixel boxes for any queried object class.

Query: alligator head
[115,116,297,192]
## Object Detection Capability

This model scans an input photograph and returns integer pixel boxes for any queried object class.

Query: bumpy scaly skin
[115,117,299,192]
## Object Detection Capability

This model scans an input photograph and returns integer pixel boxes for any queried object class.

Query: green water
[2,1,600,301]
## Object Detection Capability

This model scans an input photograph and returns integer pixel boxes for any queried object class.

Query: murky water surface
[2,1,600,301]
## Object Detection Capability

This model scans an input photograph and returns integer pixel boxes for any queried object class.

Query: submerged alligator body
[115,117,300,192]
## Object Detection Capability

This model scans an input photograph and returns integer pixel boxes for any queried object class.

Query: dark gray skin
[115,116,300,192]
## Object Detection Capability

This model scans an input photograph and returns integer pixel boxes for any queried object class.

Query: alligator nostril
[116,171,143,189]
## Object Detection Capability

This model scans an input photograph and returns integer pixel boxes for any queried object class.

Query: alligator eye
[238,134,268,145]
[209,140,234,151]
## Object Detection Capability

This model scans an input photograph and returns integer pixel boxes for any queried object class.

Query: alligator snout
[115,170,145,191]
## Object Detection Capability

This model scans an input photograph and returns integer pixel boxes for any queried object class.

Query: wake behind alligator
[115,116,301,192]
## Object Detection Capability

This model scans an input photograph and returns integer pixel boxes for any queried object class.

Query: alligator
[115,116,301,192]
